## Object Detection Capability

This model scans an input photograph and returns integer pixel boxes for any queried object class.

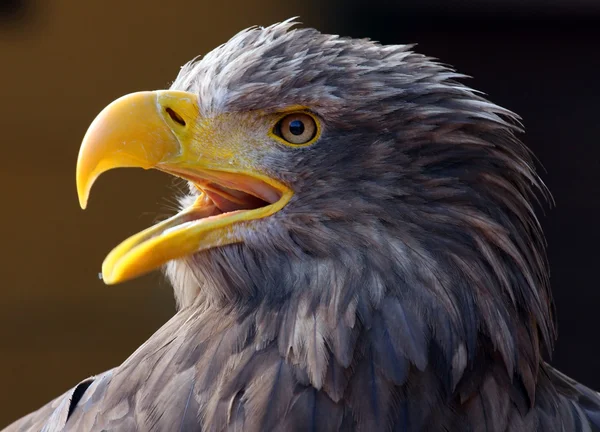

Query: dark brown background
[1,0,599,428]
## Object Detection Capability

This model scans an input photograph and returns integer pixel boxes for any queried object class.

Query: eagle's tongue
[203,183,269,213]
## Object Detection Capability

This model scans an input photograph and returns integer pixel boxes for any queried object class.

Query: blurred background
[1,0,599,427]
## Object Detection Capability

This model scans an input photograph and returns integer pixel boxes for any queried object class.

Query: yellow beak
[77,91,292,284]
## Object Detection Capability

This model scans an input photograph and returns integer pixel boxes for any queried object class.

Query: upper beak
[77,91,192,210]
[77,91,292,284]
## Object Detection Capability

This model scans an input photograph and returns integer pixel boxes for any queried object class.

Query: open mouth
[76,89,294,284]
[132,169,287,243]
[99,169,292,284]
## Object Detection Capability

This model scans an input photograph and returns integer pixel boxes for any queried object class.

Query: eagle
[4,20,600,432]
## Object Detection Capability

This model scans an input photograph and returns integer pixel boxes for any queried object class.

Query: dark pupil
[288,120,305,135]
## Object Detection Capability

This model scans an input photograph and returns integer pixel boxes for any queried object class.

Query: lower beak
[76,91,292,284]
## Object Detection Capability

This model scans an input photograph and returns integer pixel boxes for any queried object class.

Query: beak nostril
[165,107,186,127]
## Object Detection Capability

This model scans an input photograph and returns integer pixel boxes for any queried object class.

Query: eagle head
[77,21,553,402]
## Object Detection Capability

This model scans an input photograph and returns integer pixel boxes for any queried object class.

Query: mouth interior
[201,182,272,213]
[155,173,283,238]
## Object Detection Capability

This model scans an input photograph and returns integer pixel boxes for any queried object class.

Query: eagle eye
[273,113,318,146]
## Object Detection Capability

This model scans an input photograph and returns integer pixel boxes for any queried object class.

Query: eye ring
[273,112,319,146]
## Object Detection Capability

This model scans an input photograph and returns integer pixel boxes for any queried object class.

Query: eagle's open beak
[77,91,292,284]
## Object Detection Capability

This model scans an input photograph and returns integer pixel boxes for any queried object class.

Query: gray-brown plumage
[5,20,600,431]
